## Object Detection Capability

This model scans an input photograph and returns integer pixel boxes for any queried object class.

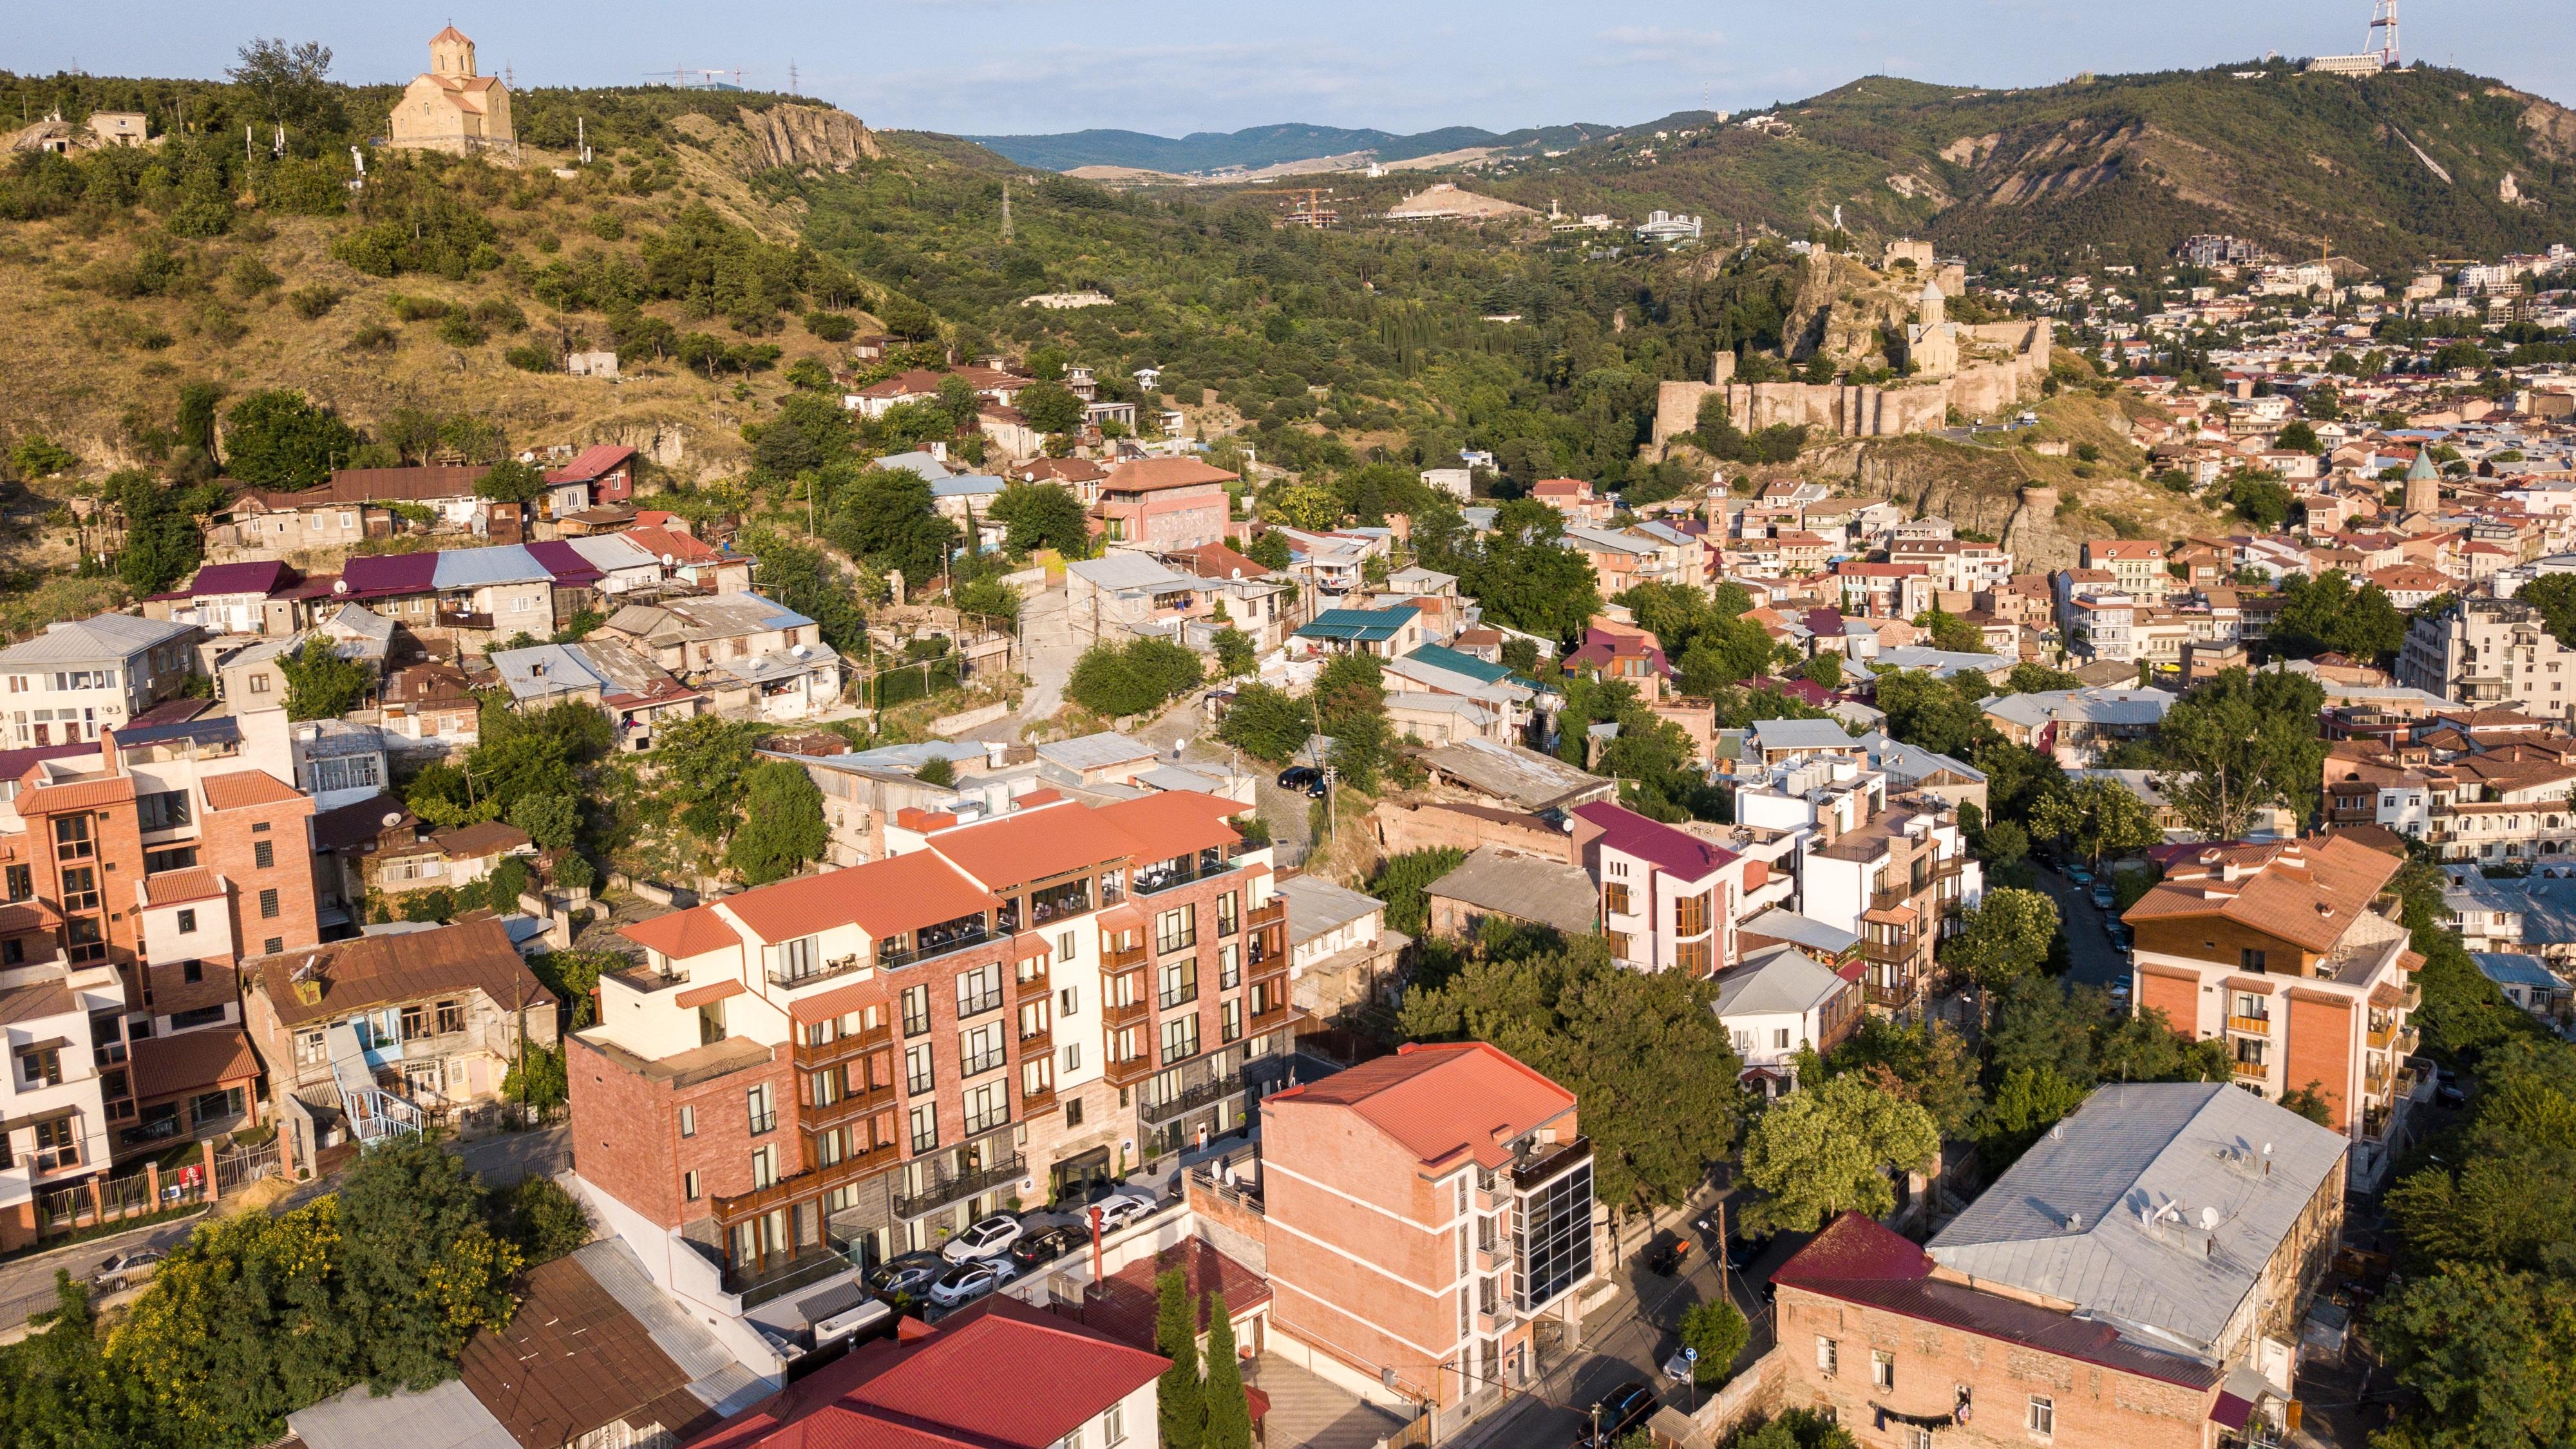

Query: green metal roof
[1295,607,1417,642]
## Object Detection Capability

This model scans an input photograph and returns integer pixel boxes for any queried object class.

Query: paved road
[1468,1202,1793,1448]
[966,585,1074,745]
[2031,864,2132,994]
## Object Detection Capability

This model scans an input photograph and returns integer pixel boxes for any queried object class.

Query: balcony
[1248,997,1291,1032]
[1134,849,1244,897]
[1018,1025,1053,1056]
[1863,980,1920,1011]
[1861,936,1915,967]
[893,1153,1027,1220]
[803,1081,898,1132]
[1104,997,1151,1028]
[711,1141,900,1227]
[1142,1072,1246,1125]
[721,1238,861,1307]
[1244,898,1286,931]
[792,1020,892,1070]
[1021,1083,1059,1115]
[1016,964,1051,1001]
[1105,1054,1155,1088]
[766,951,869,992]
[1509,1135,1591,1192]
[876,921,995,973]
[2228,1014,2274,1036]
[2232,1059,2268,1081]
[1870,886,1908,913]
[1104,943,1151,971]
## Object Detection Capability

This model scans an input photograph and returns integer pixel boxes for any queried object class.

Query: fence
[32,1138,281,1237]
[214,1139,281,1193]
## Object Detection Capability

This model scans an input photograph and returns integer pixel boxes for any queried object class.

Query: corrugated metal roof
[289,1378,516,1449]
[567,534,660,573]
[1713,945,1845,1019]
[1926,1082,2349,1357]
[433,545,550,589]
[0,614,194,666]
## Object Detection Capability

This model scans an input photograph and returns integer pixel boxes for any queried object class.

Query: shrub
[587,213,625,242]
[227,254,281,298]
[504,343,553,372]
[196,302,248,346]
[489,1173,591,1262]
[804,310,856,342]
[1066,639,1208,719]
[287,284,343,319]
[11,435,79,478]
[436,311,489,347]
[470,296,528,331]
[388,294,451,322]
[348,321,397,351]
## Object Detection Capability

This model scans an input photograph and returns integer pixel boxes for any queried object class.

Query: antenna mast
[2370,0,2401,68]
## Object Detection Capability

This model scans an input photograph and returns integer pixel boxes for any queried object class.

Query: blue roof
[1403,643,1515,686]
[117,715,243,749]
[431,545,550,589]
[2471,951,2565,990]
[1296,607,1419,643]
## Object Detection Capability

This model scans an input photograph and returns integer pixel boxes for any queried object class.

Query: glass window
[1815,1337,1837,1377]
[959,1022,1006,1078]
[1155,905,1195,954]
[901,984,931,1037]
[746,1083,775,1135]
[1871,1350,1895,1390]
[679,1104,696,1138]
[955,961,1004,1018]
[1511,1156,1593,1312]
[2028,1397,2054,1437]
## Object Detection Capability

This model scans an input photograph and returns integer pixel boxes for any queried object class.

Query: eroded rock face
[739,104,882,172]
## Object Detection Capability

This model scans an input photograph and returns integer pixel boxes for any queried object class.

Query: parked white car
[928,1256,1019,1308]
[1092,1190,1160,1232]
[942,1213,1027,1263]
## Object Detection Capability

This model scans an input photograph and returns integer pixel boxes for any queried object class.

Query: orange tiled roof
[202,771,303,811]
[142,869,225,907]
[721,851,998,944]
[620,905,742,961]
[2122,836,2401,953]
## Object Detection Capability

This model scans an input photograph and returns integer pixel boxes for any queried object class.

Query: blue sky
[5,1,2568,137]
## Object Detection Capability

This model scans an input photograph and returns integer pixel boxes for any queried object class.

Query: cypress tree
[1201,1291,1253,1449]
[1153,1269,1204,1449]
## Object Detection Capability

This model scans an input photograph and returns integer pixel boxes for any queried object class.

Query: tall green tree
[1401,936,1740,1212]
[1939,887,2060,996]
[220,390,362,489]
[1825,1017,1984,1141]
[1738,1074,1939,1233]
[1200,1293,1251,1449]
[334,1135,521,1390]
[2368,1264,2576,1449]
[1153,1269,1204,1449]
[727,761,829,885]
[649,715,761,842]
[2029,777,2162,867]
[987,481,1092,556]
[278,636,370,721]
[2154,668,2325,841]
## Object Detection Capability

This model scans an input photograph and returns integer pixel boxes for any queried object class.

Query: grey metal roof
[1713,945,1845,1019]
[573,1238,761,1412]
[1864,732,1987,786]
[875,450,956,480]
[1417,737,1611,811]
[1983,686,2176,731]
[1741,907,1861,956]
[567,533,661,573]
[1036,731,1157,772]
[431,545,550,589]
[288,1379,516,1449]
[490,644,606,703]
[0,613,193,666]
[1425,846,1598,937]
[1927,1082,2349,1359]
[1747,717,1857,753]
[1067,553,1198,594]
[2472,950,2568,989]
[1278,876,1385,944]
[1873,645,2011,677]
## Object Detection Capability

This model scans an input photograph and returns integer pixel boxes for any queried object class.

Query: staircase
[326,1022,427,1145]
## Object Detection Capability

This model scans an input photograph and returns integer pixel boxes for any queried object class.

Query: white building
[1714,944,1856,1096]
[0,616,204,747]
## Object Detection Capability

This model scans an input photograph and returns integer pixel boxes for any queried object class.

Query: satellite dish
[2199,1206,2219,1231]
[381,811,403,828]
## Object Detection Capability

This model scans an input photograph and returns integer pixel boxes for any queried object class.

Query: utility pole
[999,180,1012,243]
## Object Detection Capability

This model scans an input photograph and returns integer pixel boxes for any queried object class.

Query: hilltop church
[387,26,516,159]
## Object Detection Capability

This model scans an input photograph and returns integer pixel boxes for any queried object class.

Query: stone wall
[1650,319,2050,447]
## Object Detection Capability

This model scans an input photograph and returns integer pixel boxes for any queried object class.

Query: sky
[5,1,2570,138]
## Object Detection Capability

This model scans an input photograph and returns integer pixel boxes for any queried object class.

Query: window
[189,1087,244,1124]
[2,864,27,901]
[295,1030,327,1066]
[1058,1426,1085,1449]
[1059,985,1079,1018]
[32,1118,79,1170]
[1871,1350,1895,1391]
[959,1021,1006,1077]
[175,908,197,935]
[1676,891,1710,936]
[1774,1028,1792,1050]
[1062,1042,1082,1074]
[900,984,931,1037]
[1160,1014,1200,1064]
[401,1004,428,1039]
[685,1171,700,1201]
[909,1103,939,1154]
[955,962,1004,1018]
[1158,956,1197,1010]
[750,1146,777,1190]
[170,1005,228,1030]
[1604,883,1631,915]
[2028,1396,2054,1437]
[1222,998,1242,1043]
[19,1047,62,1086]
[906,1043,936,1096]
[746,1084,776,1135]
[263,936,283,956]
[679,1104,696,1138]
[253,840,276,870]
[965,1081,1009,1135]
[1101,1401,1127,1448]
[1217,891,1239,936]
[1815,1337,1838,1378]
[259,887,279,920]
[2239,947,2268,972]
[1906,1430,1932,1449]
[1064,1095,1084,1128]
[1219,942,1240,990]
[437,1000,464,1035]
[1155,905,1196,954]
[135,790,191,833]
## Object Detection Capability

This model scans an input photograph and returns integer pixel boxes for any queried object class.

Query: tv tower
[2369,0,2400,68]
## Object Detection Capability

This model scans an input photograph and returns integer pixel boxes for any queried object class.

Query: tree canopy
[1738,1074,1940,1233]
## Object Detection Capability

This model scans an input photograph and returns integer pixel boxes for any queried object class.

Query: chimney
[98,728,120,775]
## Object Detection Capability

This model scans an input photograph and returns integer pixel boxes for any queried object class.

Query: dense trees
[2271,571,2406,662]
[726,761,829,885]
[221,390,361,488]
[1446,500,1600,644]
[1067,639,1206,719]
[278,636,371,721]
[987,481,1092,556]
[2028,777,2161,867]
[1401,936,1742,1212]
[1738,1075,1940,1233]
[2154,667,2325,841]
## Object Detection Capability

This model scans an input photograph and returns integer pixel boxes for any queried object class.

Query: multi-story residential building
[149,560,306,637]
[1798,790,1982,1023]
[2081,540,2172,600]
[594,592,842,721]
[0,616,204,747]
[1982,686,2175,767]
[1774,1083,2345,1448]
[1569,800,1758,975]
[1890,536,2013,594]
[2062,591,2139,663]
[1276,875,1408,1027]
[2398,595,2576,719]
[238,918,554,1168]
[0,952,125,1250]
[0,726,321,1160]
[1090,457,1236,551]
[1065,552,1207,647]
[1529,478,1612,527]
[1833,562,1933,620]
[566,791,1292,1320]
[2124,836,2429,1187]
[1258,1042,1595,1434]
[1714,944,1860,1095]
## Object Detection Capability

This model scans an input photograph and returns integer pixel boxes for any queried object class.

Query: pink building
[1091,457,1238,551]
[1530,478,1613,527]
[1569,800,1761,975]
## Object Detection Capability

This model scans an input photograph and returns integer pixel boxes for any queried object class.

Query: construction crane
[646,66,748,91]
[1281,187,1339,229]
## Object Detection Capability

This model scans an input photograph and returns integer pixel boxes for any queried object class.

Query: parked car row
[865,1189,1166,1313]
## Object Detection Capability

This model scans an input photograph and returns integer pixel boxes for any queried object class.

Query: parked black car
[1723,1233,1774,1274]
[1011,1225,1084,1270]
[867,1251,945,1299]
[1274,766,1329,797]
[1584,1381,1658,1447]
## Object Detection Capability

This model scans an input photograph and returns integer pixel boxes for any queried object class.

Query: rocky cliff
[671,104,882,178]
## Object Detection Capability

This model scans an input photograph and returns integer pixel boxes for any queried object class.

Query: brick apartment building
[567,790,1292,1314]
[1255,1043,1596,1437]
[1797,791,1980,1024]
[0,726,320,1162]
[1090,457,1237,551]
[1771,1083,2344,1449]
[2123,836,2427,1187]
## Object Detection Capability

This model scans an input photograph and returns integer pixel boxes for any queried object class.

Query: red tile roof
[1061,1238,1273,1352]
[1100,457,1236,493]
[544,444,638,486]
[202,770,304,811]
[622,525,723,567]
[721,852,997,944]
[1088,791,1245,863]
[141,869,225,907]
[128,1024,259,1101]
[686,1297,1166,1449]
[15,773,136,815]
[928,802,1139,891]
[620,905,743,961]
[1265,1041,1575,1173]
[1774,1213,2222,1392]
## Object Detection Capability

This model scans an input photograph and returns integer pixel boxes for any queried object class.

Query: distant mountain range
[964,121,1604,175]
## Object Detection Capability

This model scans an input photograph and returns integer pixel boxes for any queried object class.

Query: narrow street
[2029,863,2131,993]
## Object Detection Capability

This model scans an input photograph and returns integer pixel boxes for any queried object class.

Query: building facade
[2397,596,2576,719]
